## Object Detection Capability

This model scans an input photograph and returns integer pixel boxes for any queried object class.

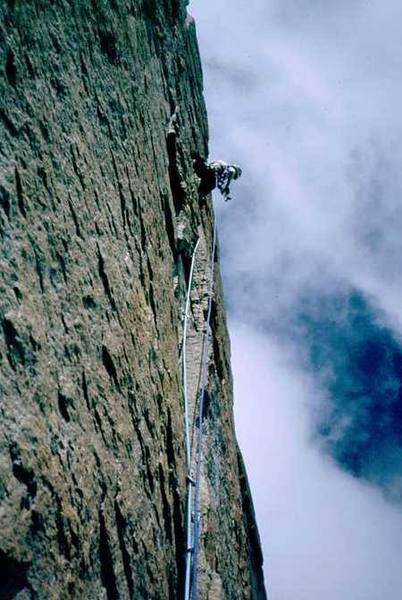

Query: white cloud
[192,0,402,323]
[231,323,402,600]
[190,0,402,597]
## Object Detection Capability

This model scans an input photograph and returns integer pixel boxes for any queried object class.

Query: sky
[190,1,402,598]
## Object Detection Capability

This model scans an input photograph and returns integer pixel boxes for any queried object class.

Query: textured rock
[0,1,266,598]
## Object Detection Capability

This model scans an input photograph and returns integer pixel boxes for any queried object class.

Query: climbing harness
[182,214,218,600]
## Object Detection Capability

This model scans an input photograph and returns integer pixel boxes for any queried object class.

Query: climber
[193,155,242,201]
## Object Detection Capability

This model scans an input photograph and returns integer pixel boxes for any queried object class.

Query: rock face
[0,1,266,598]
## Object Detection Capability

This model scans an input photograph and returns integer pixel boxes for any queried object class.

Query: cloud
[191,0,402,486]
[190,0,402,596]
[293,288,402,500]
[231,323,402,600]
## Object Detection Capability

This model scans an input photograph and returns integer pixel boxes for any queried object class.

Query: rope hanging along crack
[182,237,201,600]
[189,213,218,600]
[182,238,201,472]
[181,157,241,599]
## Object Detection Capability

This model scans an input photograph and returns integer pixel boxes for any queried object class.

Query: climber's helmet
[231,165,242,180]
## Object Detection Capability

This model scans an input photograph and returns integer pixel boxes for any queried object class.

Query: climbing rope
[182,238,200,600]
[189,214,218,600]
[182,238,201,471]
[181,214,217,600]
[181,159,240,599]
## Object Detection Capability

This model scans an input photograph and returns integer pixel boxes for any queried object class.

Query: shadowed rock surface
[0,1,266,598]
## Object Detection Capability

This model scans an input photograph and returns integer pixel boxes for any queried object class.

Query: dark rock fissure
[161,191,177,260]
[10,444,37,511]
[98,30,120,65]
[2,318,25,370]
[237,451,266,598]
[114,501,135,598]
[5,48,17,87]
[101,345,119,389]
[97,250,117,312]
[0,185,11,218]
[0,549,30,600]
[167,129,186,213]
[57,392,73,422]
[99,508,119,600]
[0,109,18,137]
[14,167,26,218]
